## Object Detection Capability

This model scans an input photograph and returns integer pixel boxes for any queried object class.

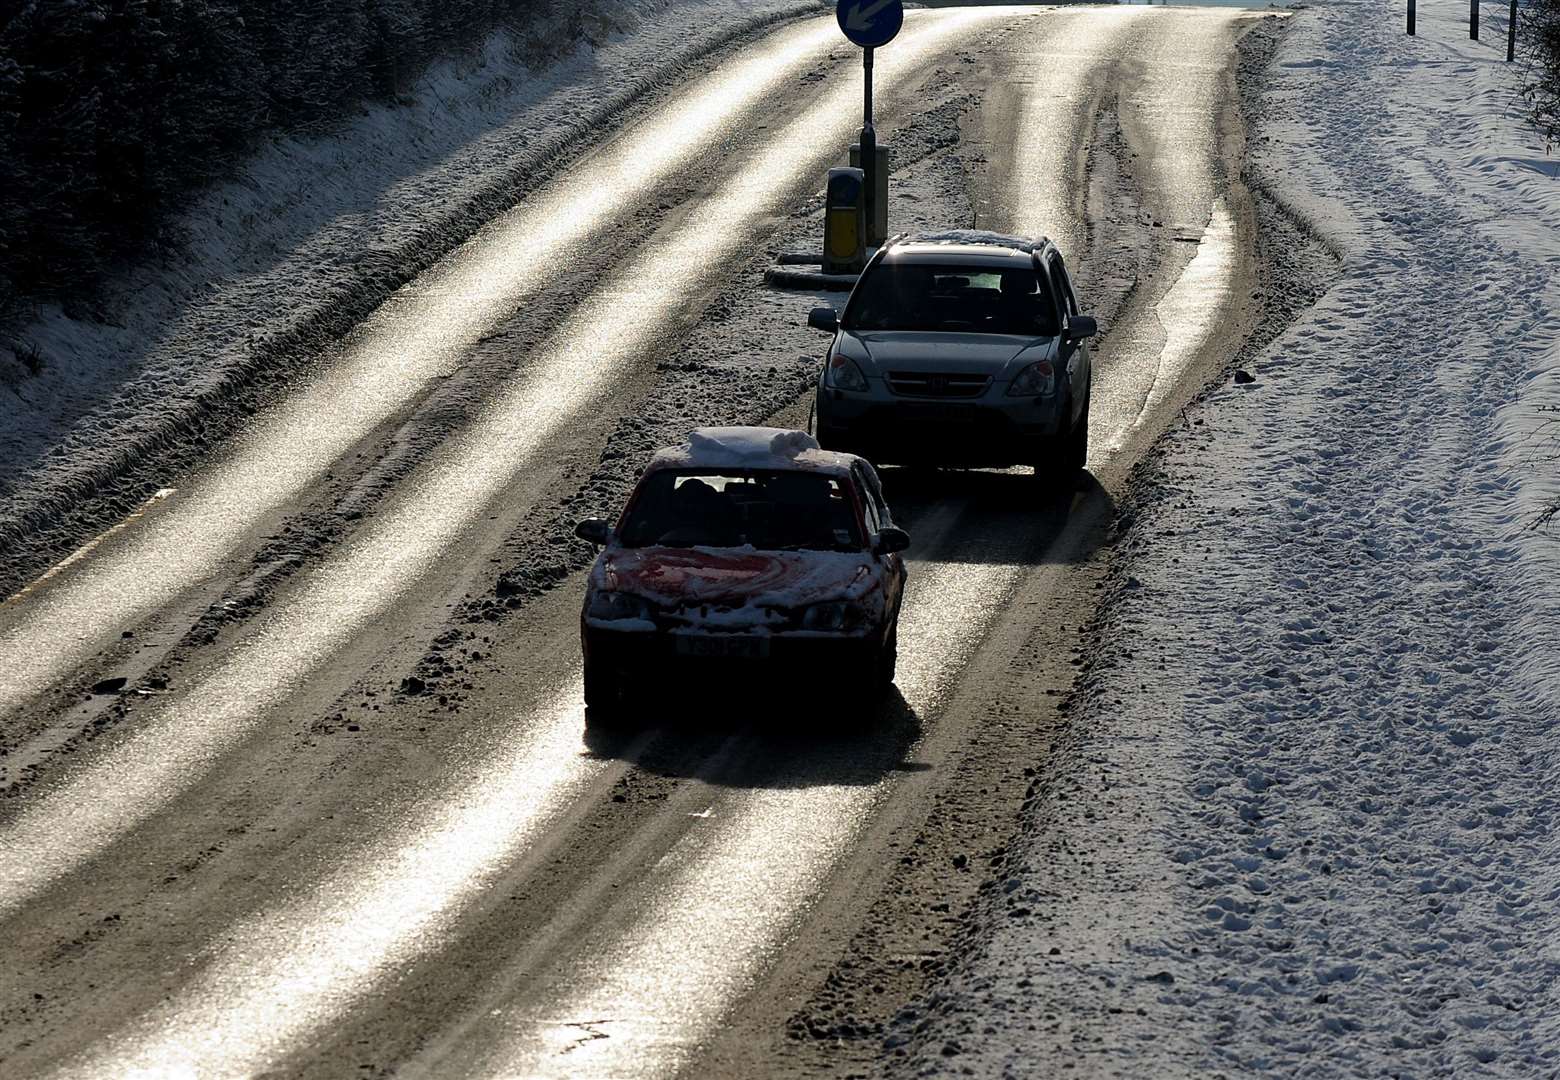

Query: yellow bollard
[822,167,866,275]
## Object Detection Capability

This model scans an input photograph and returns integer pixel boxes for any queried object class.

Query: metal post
[863,45,873,124]
[1471,0,1479,39]
[1508,0,1518,59]
[1408,0,1416,34]
[860,46,877,255]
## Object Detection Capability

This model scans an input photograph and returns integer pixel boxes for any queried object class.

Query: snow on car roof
[895,229,1047,254]
[647,427,859,478]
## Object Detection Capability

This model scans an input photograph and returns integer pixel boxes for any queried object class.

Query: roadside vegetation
[1518,0,1560,530]
[0,0,636,344]
[1524,0,1560,139]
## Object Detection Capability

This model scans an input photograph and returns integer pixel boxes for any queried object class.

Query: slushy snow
[658,426,858,476]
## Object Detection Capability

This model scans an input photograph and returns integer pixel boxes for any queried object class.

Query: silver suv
[807,231,1097,481]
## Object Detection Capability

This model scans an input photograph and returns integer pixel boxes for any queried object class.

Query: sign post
[836,0,903,249]
[1508,0,1518,60]
[862,45,877,242]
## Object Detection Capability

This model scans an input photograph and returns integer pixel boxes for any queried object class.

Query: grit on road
[0,6,1269,1078]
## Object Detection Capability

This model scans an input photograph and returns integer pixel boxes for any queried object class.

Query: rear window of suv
[844,262,1060,336]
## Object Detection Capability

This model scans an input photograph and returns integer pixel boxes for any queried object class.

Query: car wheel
[877,623,898,688]
[582,662,622,717]
[1033,394,1089,492]
[1065,394,1090,473]
[840,655,886,721]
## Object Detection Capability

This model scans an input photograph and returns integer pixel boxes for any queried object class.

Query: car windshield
[618,469,863,552]
[844,263,1060,336]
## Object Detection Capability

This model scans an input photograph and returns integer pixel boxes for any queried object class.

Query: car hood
[595,546,877,609]
[841,331,1055,378]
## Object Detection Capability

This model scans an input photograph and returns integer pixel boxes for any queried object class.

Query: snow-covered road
[0,6,1017,907]
[0,0,830,592]
[893,4,1560,1077]
[0,13,849,713]
[0,5,1268,1078]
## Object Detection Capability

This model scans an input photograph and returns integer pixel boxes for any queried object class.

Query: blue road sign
[836,0,903,49]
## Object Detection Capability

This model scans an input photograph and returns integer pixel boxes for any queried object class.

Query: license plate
[902,404,977,424]
[674,635,770,659]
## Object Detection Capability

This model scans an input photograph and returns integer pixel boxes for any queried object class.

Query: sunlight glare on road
[1003,5,1147,257]
[0,22,868,918]
[0,16,841,716]
[0,4,1022,924]
[1135,198,1239,430]
[0,9,1263,1078]
[409,551,1026,1078]
[42,684,602,1080]
[6,15,1027,1079]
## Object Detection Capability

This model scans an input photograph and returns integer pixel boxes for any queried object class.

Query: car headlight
[587,591,655,621]
[1006,359,1057,397]
[826,353,869,392]
[800,600,865,632]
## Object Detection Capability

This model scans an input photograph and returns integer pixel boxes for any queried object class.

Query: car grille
[885,371,991,398]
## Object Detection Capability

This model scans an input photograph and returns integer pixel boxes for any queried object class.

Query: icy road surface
[0,5,1264,1077]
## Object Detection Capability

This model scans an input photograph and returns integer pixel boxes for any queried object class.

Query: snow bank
[0,0,824,557]
[890,3,1560,1076]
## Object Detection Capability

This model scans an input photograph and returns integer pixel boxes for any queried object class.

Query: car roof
[645,427,863,480]
[884,230,1052,266]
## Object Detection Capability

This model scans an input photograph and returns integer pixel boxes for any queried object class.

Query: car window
[618,469,864,552]
[1048,255,1079,318]
[854,461,892,529]
[844,262,1061,336]
[851,465,881,534]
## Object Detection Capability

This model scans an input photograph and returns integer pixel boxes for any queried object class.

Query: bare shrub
[1520,0,1560,141]
[0,1,614,332]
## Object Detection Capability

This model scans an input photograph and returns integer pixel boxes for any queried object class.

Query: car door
[1045,252,1089,424]
[852,463,906,620]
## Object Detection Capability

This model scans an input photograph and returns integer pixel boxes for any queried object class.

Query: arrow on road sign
[844,0,895,33]
[836,0,903,49]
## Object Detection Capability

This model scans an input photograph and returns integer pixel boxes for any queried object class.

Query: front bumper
[815,387,1067,466]
[583,623,883,681]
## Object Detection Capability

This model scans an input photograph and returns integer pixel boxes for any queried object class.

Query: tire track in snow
[395,512,1034,1079]
[0,15,843,718]
[31,496,976,1079]
[1,9,1259,1076]
[0,0,1019,968]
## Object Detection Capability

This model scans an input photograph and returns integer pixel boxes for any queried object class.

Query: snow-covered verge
[0,0,822,564]
[888,2,1560,1077]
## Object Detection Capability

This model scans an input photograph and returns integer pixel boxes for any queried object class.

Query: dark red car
[574,427,909,716]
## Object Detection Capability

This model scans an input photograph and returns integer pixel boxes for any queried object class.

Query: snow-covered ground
[0,0,821,548]
[890,2,1560,1076]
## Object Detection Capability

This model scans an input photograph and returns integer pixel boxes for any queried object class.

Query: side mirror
[1067,315,1098,340]
[808,306,840,333]
[574,518,611,546]
[874,526,910,556]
